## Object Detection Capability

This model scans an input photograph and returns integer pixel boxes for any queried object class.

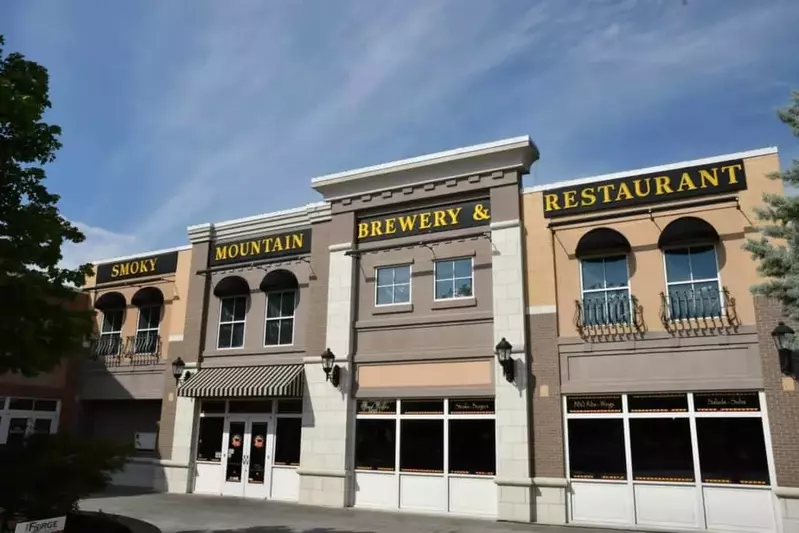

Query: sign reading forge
[357,199,492,243]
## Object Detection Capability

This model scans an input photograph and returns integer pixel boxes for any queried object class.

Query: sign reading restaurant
[95,250,179,284]
[543,158,747,218]
[210,229,312,267]
[357,199,491,242]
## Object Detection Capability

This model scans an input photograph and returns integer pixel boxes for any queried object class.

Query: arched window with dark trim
[214,276,250,349]
[658,217,722,320]
[575,228,632,326]
[131,287,164,355]
[260,269,299,347]
[94,291,126,357]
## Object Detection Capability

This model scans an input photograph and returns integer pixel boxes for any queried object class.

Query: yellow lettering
[615,182,634,201]
[580,188,596,207]
[215,247,228,262]
[433,211,447,227]
[563,190,577,209]
[370,220,383,237]
[358,223,370,239]
[291,233,304,248]
[596,184,614,203]
[119,263,130,276]
[250,240,261,255]
[699,167,719,188]
[111,265,120,277]
[446,207,462,225]
[654,176,673,195]
[419,212,432,229]
[721,163,743,184]
[147,258,157,271]
[677,172,697,192]
[398,215,417,232]
[273,237,284,252]
[544,194,560,212]
[129,261,140,275]
[633,178,651,197]
[228,244,239,259]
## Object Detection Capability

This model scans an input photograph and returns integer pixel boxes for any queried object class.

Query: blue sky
[3,0,799,266]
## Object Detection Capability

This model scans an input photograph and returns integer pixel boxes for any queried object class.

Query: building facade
[77,138,799,532]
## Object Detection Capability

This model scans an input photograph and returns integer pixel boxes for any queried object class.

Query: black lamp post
[321,348,341,387]
[771,322,796,376]
[495,337,515,383]
[171,357,186,385]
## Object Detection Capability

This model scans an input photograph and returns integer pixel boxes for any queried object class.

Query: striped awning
[178,364,304,398]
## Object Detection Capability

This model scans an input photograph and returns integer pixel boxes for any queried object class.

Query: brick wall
[529,311,564,478]
[755,295,799,488]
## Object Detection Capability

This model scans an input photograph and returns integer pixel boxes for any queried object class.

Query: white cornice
[187,201,332,244]
[523,146,779,195]
[92,244,192,266]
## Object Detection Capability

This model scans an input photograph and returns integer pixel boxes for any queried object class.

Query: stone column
[164,385,196,493]
[298,241,355,507]
[491,218,536,522]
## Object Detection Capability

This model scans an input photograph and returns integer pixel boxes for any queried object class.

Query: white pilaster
[298,242,355,507]
[491,219,536,522]
[166,395,196,493]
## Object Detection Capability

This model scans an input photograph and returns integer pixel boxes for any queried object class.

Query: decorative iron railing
[89,333,161,365]
[659,286,738,328]
[574,294,643,333]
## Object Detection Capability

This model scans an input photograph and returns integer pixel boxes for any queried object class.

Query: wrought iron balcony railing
[575,294,643,334]
[659,286,738,328]
[89,333,162,365]
[91,335,123,358]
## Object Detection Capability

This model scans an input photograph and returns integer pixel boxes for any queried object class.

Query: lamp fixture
[171,357,186,385]
[495,337,515,383]
[321,348,341,387]
[771,322,797,377]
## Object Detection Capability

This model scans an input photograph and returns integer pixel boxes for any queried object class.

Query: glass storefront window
[630,418,694,482]
[228,400,272,413]
[400,419,444,473]
[400,400,444,415]
[276,400,303,414]
[448,419,495,475]
[9,398,34,411]
[274,418,301,466]
[696,418,770,485]
[196,417,225,462]
[355,419,396,471]
[568,419,626,480]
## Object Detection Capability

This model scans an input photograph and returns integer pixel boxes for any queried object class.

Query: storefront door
[221,416,274,499]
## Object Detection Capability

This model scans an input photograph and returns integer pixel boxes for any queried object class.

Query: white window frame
[99,308,124,356]
[433,257,475,302]
[217,295,247,350]
[578,254,633,326]
[0,397,61,445]
[263,289,297,347]
[135,305,161,354]
[661,244,723,320]
[374,264,412,307]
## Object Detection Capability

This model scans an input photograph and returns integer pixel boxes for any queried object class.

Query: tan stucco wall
[357,360,493,389]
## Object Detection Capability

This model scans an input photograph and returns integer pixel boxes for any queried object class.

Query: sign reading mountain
[542,159,747,218]
[95,251,179,284]
[357,199,491,242]
[210,229,312,267]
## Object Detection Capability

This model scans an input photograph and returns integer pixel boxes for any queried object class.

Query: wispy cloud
[4,0,799,263]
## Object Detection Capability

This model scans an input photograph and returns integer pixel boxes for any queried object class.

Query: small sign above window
[566,395,623,414]
[628,394,688,413]
[694,391,760,412]
[357,400,396,415]
[449,399,495,414]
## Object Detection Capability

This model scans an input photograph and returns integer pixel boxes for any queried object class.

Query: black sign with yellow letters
[210,229,312,267]
[96,251,179,284]
[357,199,491,242]
[542,159,747,218]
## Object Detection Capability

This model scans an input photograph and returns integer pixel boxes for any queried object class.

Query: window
[375,265,411,305]
[568,419,627,480]
[274,418,302,466]
[264,290,295,346]
[135,306,160,354]
[99,309,123,356]
[630,418,694,482]
[218,296,246,349]
[696,418,770,485]
[664,245,721,319]
[355,419,396,471]
[401,420,444,473]
[449,419,495,475]
[434,258,473,300]
[580,256,631,326]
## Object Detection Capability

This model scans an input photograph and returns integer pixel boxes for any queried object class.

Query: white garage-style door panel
[570,481,631,525]
[703,487,776,533]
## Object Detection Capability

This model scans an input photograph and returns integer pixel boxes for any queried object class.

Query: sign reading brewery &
[543,159,747,218]
[358,199,491,242]
[211,229,312,267]
[96,251,179,284]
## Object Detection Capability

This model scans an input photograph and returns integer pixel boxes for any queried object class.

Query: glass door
[243,418,273,499]
[221,419,247,497]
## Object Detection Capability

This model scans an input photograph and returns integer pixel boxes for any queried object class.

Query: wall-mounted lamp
[495,337,515,383]
[771,321,797,377]
[321,348,341,387]
[171,357,187,385]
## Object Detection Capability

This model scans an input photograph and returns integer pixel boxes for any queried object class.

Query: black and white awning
[177,364,304,398]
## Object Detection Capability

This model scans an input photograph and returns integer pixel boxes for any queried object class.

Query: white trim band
[329,242,353,252]
[490,219,521,230]
[528,305,557,315]
[92,244,191,266]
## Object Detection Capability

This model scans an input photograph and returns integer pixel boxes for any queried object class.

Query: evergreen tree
[745,91,799,320]
[0,34,93,375]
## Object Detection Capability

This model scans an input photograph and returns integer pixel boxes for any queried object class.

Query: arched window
[214,276,250,349]
[131,287,164,355]
[260,270,299,347]
[658,217,722,320]
[575,228,632,326]
[94,291,126,357]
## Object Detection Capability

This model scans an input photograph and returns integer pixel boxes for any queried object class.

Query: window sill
[432,298,477,310]
[373,303,414,315]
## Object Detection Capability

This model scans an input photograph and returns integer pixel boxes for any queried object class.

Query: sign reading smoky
[95,251,179,284]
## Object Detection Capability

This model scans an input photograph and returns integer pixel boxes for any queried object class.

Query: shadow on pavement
[87,486,158,499]
[178,527,375,533]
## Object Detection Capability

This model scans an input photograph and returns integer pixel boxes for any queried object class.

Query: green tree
[0,34,93,376]
[745,90,799,319]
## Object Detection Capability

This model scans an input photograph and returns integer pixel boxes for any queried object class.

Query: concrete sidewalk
[80,491,614,533]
